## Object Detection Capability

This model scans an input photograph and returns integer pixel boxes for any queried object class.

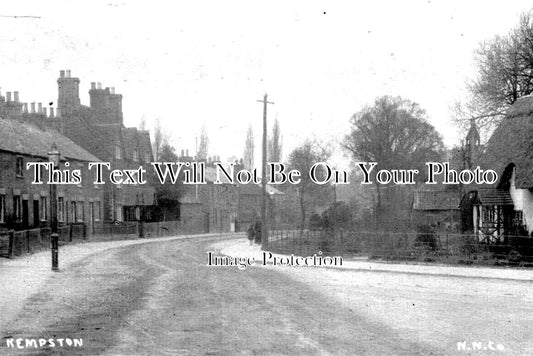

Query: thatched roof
[0,117,99,162]
[482,95,533,189]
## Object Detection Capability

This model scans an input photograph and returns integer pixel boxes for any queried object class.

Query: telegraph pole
[257,93,274,250]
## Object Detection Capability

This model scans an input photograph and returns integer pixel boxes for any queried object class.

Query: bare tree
[288,139,332,229]
[138,115,147,131]
[197,125,209,160]
[243,124,255,170]
[152,118,164,161]
[268,117,283,162]
[343,96,445,212]
[453,10,533,134]
[156,143,183,221]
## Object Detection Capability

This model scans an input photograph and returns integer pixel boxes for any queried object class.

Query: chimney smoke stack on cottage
[6,92,11,102]
[30,102,35,113]
[22,103,28,113]
[49,107,55,118]
[38,103,43,113]
[43,107,48,117]
[91,82,96,90]
[66,70,71,78]
[110,87,115,94]
[13,91,19,102]
[59,70,65,78]
[97,82,102,90]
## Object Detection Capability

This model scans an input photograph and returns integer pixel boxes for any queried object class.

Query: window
[133,149,139,162]
[13,196,21,222]
[40,197,48,221]
[70,201,77,223]
[58,197,65,223]
[116,205,123,222]
[115,145,122,160]
[94,201,101,222]
[0,194,5,223]
[77,201,84,222]
[16,157,24,177]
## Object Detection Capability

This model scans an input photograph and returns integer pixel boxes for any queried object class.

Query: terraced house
[0,70,157,224]
[0,116,104,232]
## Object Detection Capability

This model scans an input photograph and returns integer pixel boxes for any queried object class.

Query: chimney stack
[6,92,11,102]
[50,107,55,118]
[13,91,19,102]
[43,107,48,117]
[59,70,65,78]
[180,150,184,157]
[38,103,43,113]
[91,82,96,90]
[30,102,35,113]
[97,82,102,89]
[110,87,115,94]
[66,70,71,78]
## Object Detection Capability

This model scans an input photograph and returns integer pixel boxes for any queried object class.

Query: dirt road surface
[1,235,532,355]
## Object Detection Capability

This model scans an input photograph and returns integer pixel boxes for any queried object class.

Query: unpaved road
[1,235,532,355]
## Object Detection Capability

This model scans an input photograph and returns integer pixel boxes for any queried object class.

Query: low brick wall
[11,228,51,256]
[0,218,208,258]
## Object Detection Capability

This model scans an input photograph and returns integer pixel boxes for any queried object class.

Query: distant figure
[247,224,255,246]
[253,221,262,245]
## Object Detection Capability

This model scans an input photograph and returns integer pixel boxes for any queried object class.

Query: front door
[33,200,39,227]
[22,200,29,228]
[88,202,94,235]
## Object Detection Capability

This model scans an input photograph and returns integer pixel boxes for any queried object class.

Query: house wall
[0,151,104,230]
[510,170,533,234]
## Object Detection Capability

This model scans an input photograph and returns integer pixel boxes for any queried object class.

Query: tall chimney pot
[38,103,43,113]
[30,102,35,113]
[6,92,11,102]
[91,82,96,89]
[66,70,71,78]
[13,91,19,102]
[97,82,102,89]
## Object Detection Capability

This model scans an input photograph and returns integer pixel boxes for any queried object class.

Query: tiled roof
[475,188,514,206]
[413,190,460,210]
[0,117,99,162]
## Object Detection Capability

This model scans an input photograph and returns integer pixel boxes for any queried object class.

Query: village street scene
[1,1,533,355]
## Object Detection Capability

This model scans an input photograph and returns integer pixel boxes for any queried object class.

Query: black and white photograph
[1,1,533,355]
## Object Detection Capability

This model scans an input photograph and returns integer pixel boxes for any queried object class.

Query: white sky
[0,1,531,168]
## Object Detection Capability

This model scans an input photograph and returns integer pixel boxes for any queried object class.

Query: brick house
[1,70,157,223]
[0,116,104,232]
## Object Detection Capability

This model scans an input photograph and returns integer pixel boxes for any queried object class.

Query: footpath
[0,233,229,333]
[217,238,533,282]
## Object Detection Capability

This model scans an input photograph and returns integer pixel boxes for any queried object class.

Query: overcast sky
[0,1,531,167]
